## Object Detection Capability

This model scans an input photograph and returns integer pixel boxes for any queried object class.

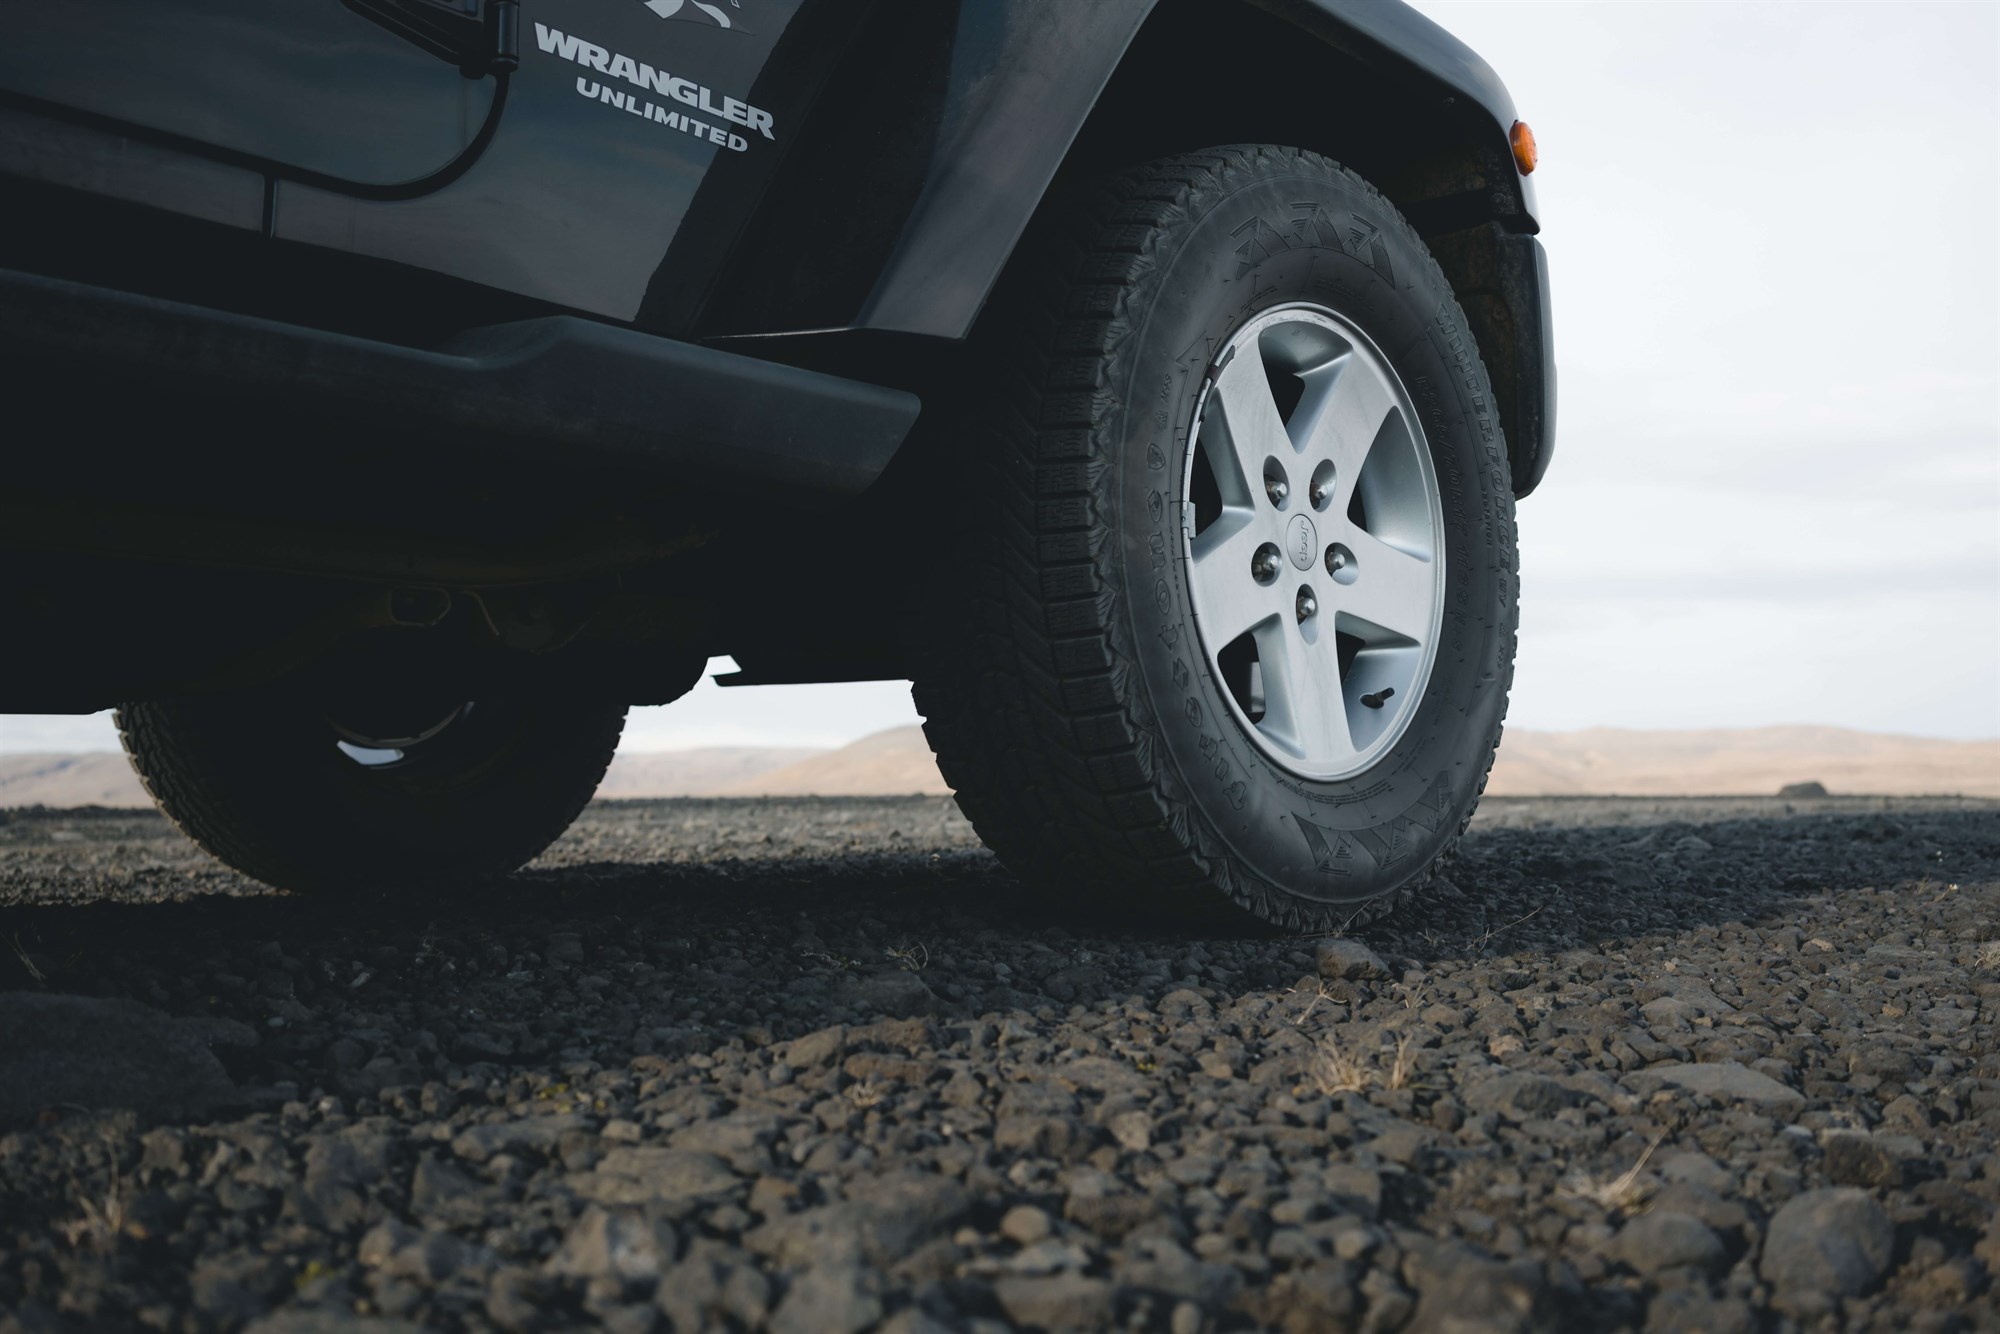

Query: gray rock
[652,1253,727,1331]
[1007,1236,1090,1275]
[994,1113,1089,1160]
[1611,1211,1725,1277]
[1315,938,1392,981]
[382,1229,496,1283]
[1641,1288,1759,1334]
[1760,1188,1894,1299]
[777,1025,847,1069]
[1063,1185,1168,1239]
[1043,963,1110,1001]
[485,1268,555,1332]
[1777,781,1829,798]
[1323,1163,1382,1216]
[1404,1247,1553,1334]
[1655,1150,1733,1196]
[450,1031,514,1061]
[769,1264,881,1334]
[0,992,240,1125]
[1237,1260,1355,1333]
[719,1264,773,1328]
[1822,1132,1921,1189]
[1464,1072,1579,1120]
[449,1113,589,1163]
[245,1315,424,1334]
[1647,1182,1751,1238]
[993,1273,1116,1330]
[579,1147,741,1208]
[1000,1204,1054,1245]
[1115,1243,1243,1310]
[839,969,938,1018]
[299,1128,395,1231]
[546,1205,679,1282]
[598,1306,658,1334]
[409,1152,486,1223]
[189,1252,287,1324]
[876,1310,958,1334]
[746,1172,970,1266]
[1624,1062,1803,1109]
[668,1107,785,1174]
[1107,1109,1153,1152]
[358,1219,420,1267]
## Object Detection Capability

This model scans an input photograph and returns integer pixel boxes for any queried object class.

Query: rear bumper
[0,267,920,504]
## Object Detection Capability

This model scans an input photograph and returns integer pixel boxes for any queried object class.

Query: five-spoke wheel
[1184,303,1445,780]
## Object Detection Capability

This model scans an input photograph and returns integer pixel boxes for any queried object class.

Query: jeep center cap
[1286,513,1318,570]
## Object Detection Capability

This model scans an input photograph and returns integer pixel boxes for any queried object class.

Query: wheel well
[1051,1,1525,233]
[988,0,1547,496]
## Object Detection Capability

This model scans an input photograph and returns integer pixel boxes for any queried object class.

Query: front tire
[117,686,626,893]
[916,146,1518,931]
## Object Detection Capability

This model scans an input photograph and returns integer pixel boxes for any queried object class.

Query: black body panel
[0,267,916,506]
[0,1,500,190]
[0,0,1554,704]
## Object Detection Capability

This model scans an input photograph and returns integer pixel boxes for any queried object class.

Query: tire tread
[915,145,1516,931]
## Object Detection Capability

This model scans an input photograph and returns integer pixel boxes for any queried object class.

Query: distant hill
[709,725,949,796]
[594,746,822,798]
[3,723,1994,808]
[0,743,832,810]
[1487,725,2000,798]
[0,753,148,808]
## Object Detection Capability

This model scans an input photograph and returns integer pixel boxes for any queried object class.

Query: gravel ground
[1,794,1997,1333]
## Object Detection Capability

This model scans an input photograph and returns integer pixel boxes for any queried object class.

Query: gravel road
[2,794,1997,1333]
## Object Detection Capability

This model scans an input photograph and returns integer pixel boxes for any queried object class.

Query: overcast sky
[1,0,1994,755]
[1409,0,1999,743]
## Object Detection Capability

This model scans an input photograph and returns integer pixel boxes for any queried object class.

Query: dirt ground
[1,794,1996,1333]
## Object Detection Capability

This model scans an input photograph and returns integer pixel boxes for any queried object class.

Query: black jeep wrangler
[0,0,1553,930]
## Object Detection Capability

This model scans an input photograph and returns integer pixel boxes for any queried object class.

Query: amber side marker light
[1510,120,1538,174]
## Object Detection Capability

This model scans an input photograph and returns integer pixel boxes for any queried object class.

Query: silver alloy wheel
[331,701,475,769]
[1181,303,1445,781]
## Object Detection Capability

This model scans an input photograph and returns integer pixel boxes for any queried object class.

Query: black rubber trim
[0,267,920,499]
[1516,233,1556,496]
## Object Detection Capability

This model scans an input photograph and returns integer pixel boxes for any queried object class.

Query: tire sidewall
[1105,156,1516,910]
[134,687,626,887]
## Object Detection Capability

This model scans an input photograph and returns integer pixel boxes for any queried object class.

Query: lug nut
[1252,546,1283,583]
[1266,477,1289,506]
[1296,588,1318,621]
[1309,460,1337,511]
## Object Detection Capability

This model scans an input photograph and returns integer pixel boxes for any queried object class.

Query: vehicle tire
[914,145,1518,931]
[115,685,627,893]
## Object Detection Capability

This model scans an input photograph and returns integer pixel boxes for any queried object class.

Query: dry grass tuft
[7,931,47,984]
[1287,978,1340,1028]
[1310,1031,1420,1096]
[1470,904,1545,954]
[1973,941,2000,972]
[885,943,930,972]
[1561,1129,1667,1212]
[55,1175,128,1252]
